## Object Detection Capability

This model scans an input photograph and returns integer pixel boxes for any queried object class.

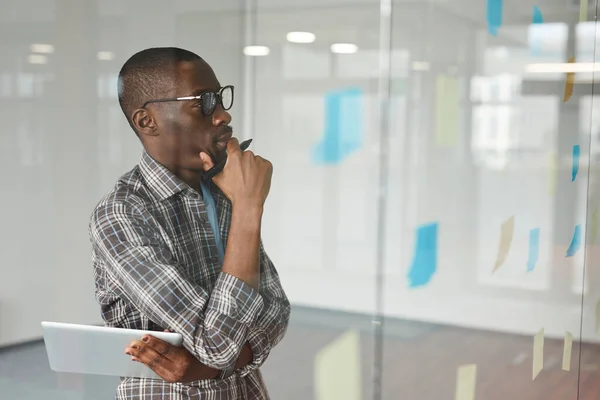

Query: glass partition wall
[1,0,600,399]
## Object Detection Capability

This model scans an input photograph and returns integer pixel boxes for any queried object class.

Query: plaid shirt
[89,151,290,400]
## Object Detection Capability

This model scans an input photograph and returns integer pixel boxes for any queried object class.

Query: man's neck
[150,153,202,193]
[174,168,202,193]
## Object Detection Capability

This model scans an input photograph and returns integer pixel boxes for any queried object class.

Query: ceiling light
[30,44,54,54]
[28,54,48,64]
[331,43,358,54]
[286,32,316,44]
[243,46,270,56]
[97,51,115,61]
[526,62,599,73]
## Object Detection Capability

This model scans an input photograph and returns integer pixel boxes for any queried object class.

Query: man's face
[150,60,232,171]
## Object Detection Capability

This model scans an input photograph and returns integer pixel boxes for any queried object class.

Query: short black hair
[117,47,203,133]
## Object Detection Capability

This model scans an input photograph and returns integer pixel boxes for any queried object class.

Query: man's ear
[131,108,158,138]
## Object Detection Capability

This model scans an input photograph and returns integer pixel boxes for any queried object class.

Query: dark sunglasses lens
[221,87,233,110]
[202,92,217,115]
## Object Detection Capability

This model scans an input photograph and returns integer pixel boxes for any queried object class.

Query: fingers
[200,137,244,174]
[241,152,269,167]
[242,150,255,160]
[125,336,176,362]
[225,138,242,162]
[199,152,215,171]
[125,338,178,382]
[148,335,176,357]
[226,137,241,152]
[252,154,273,176]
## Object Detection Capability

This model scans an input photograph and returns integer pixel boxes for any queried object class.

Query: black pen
[203,138,253,181]
[239,138,253,151]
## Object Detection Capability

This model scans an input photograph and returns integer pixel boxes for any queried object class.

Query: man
[89,47,290,399]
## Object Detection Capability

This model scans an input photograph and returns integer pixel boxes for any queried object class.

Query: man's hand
[125,331,219,383]
[199,137,273,210]
[124,330,255,383]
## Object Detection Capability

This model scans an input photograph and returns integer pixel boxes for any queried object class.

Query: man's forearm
[227,241,290,375]
[187,342,253,381]
[221,204,262,290]
[193,204,261,380]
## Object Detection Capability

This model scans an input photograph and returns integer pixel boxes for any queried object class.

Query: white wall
[1,0,600,350]
[0,0,247,347]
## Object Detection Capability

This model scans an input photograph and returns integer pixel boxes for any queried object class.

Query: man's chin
[213,148,228,164]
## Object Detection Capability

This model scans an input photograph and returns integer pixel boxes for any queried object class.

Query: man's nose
[213,104,232,126]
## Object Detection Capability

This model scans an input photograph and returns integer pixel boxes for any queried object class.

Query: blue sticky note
[407,222,438,288]
[532,6,544,24]
[530,6,544,56]
[566,224,582,257]
[572,145,580,182]
[527,228,540,272]
[487,0,503,36]
[313,87,363,165]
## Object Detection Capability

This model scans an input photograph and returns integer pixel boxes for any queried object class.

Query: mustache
[206,126,233,163]
[214,126,233,143]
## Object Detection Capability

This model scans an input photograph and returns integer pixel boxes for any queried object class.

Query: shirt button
[209,256,219,263]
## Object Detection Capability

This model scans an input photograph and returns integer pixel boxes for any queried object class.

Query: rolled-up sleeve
[238,241,290,375]
[90,200,263,370]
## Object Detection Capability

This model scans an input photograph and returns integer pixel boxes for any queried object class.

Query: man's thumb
[199,152,215,172]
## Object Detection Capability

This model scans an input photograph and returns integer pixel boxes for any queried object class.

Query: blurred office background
[2,0,600,398]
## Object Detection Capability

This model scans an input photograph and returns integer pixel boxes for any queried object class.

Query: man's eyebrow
[189,88,206,96]
[189,86,221,96]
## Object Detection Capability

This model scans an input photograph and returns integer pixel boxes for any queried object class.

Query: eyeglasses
[142,85,234,116]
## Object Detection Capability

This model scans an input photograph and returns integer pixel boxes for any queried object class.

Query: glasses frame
[141,85,234,116]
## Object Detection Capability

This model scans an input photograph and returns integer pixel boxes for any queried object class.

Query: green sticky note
[314,330,362,400]
[562,331,573,371]
[455,364,477,400]
[493,216,515,273]
[533,328,544,380]
[435,74,460,146]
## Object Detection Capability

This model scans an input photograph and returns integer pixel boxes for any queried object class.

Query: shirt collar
[138,151,191,201]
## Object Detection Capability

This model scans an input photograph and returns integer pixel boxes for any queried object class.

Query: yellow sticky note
[455,364,477,400]
[548,152,558,195]
[435,74,460,146]
[314,330,361,400]
[562,331,573,371]
[564,56,576,103]
[533,328,544,380]
[580,0,588,22]
[493,216,515,273]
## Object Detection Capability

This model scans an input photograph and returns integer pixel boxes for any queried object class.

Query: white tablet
[41,321,183,379]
